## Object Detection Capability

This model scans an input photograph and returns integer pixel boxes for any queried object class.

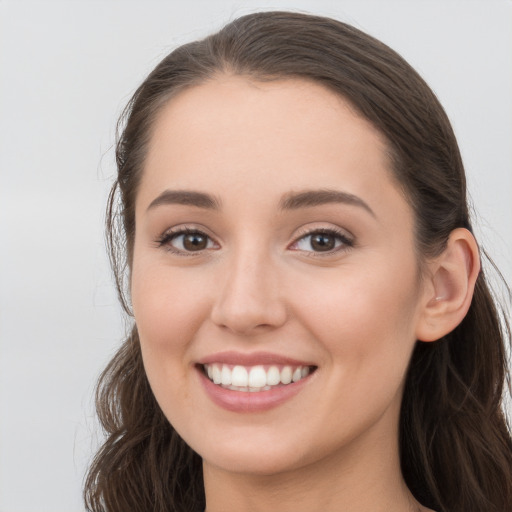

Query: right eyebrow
[146,190,221,212]
[279,188,376,218]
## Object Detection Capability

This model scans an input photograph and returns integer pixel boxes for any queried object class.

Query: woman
[84,11,512,512]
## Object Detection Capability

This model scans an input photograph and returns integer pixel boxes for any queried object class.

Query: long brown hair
[84,11,512,512]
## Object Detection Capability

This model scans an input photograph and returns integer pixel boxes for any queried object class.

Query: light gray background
[1,1,511,511]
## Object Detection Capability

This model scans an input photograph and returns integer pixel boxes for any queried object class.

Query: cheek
[293,258,421,373]
[130,261,213,404]
[290,264,420,441]
[132,261,209,345]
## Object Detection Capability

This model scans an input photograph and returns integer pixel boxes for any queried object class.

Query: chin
[189,423,332,478]
[202,446,307,476]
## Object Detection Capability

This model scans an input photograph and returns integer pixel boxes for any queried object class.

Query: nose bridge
[210,240,287,334]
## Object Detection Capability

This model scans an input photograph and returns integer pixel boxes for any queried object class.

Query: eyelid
[155,223,354,256]
[288,225,355,255]
[155,224,220,255]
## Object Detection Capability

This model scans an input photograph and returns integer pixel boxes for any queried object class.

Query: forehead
[138,75,403,218]
[146,75,388,160]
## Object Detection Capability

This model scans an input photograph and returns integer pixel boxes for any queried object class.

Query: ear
[415,228,480,342]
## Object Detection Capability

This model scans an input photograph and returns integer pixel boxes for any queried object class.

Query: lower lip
[197,368,311,413]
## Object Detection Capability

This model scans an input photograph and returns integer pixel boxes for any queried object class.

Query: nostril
[210,302,288,335]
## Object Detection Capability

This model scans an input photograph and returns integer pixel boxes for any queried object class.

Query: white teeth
[266,366,280,386]
[212,364,222,384]
[231,365,248,387]
[225,384,272,392]
[203,363,313,390]
[248,366,266,388]
[280,366,293,385]
[221,365,232,386]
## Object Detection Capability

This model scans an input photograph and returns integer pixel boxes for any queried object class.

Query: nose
[210,250,288,335]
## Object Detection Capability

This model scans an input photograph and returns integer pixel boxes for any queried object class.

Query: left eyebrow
[146,189,221,212]
[279,189,376,218]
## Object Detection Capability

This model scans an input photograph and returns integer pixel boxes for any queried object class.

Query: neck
[203,418,425,512]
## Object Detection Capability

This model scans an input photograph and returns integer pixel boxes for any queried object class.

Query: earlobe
[416,228,480,342]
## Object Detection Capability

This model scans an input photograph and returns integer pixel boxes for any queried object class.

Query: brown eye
[290,229,353,254]
[310,233,336,251]
[165,230,216,252]
[182,232,208,251]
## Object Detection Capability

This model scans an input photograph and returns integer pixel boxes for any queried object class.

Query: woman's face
[131,76,429,475]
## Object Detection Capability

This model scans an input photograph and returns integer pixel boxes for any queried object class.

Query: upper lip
[197,351,316,367]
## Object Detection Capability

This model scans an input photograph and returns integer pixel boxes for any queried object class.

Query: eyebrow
[279,189,375,217]
[146,188,375,217]
[147,190,221,211]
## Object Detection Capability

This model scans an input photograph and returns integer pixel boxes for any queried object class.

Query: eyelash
[155,227,216,256]
[155,226,354,256]
[289,227,354,256]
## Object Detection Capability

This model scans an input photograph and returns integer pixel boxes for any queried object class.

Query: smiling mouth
[201,363,317,392]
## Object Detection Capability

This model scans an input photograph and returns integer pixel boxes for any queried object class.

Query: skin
[129,75,469,511]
